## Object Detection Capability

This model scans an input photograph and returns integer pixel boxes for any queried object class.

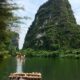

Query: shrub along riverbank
[0,51,11,62]
[22,48,80,58]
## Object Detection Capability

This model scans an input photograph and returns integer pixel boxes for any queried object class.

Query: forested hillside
[23,0,80,57]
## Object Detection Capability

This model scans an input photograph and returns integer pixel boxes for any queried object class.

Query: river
[0,57,80,80]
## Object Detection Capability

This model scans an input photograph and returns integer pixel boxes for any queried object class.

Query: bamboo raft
[9,72,42,80]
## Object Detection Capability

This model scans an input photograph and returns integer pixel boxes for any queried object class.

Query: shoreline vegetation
[23,48,80,58]
[1,48,80,63]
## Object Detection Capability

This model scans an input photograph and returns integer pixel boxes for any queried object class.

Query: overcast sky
[14,0,80,49]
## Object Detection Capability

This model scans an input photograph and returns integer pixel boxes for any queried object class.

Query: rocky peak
[23,0,80,50]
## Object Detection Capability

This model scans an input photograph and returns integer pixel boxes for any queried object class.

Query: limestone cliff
[24,0,80,50]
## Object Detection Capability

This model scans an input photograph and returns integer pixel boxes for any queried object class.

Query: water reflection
[16,55,25,73]
[1,58,80,80]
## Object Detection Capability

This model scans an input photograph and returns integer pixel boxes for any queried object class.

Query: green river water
[0,57,80,80]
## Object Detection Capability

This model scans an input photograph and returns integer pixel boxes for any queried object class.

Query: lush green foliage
[23,48,80,58]
[0,0,19,59]
[23,0,80,57]
[23,48,59,57]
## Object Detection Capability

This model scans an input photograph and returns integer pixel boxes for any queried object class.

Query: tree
[0,0,21,53]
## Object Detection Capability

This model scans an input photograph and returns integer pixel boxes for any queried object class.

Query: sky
[13,0,80,49]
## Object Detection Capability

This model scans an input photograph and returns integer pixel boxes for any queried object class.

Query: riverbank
[23,48,80,58]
